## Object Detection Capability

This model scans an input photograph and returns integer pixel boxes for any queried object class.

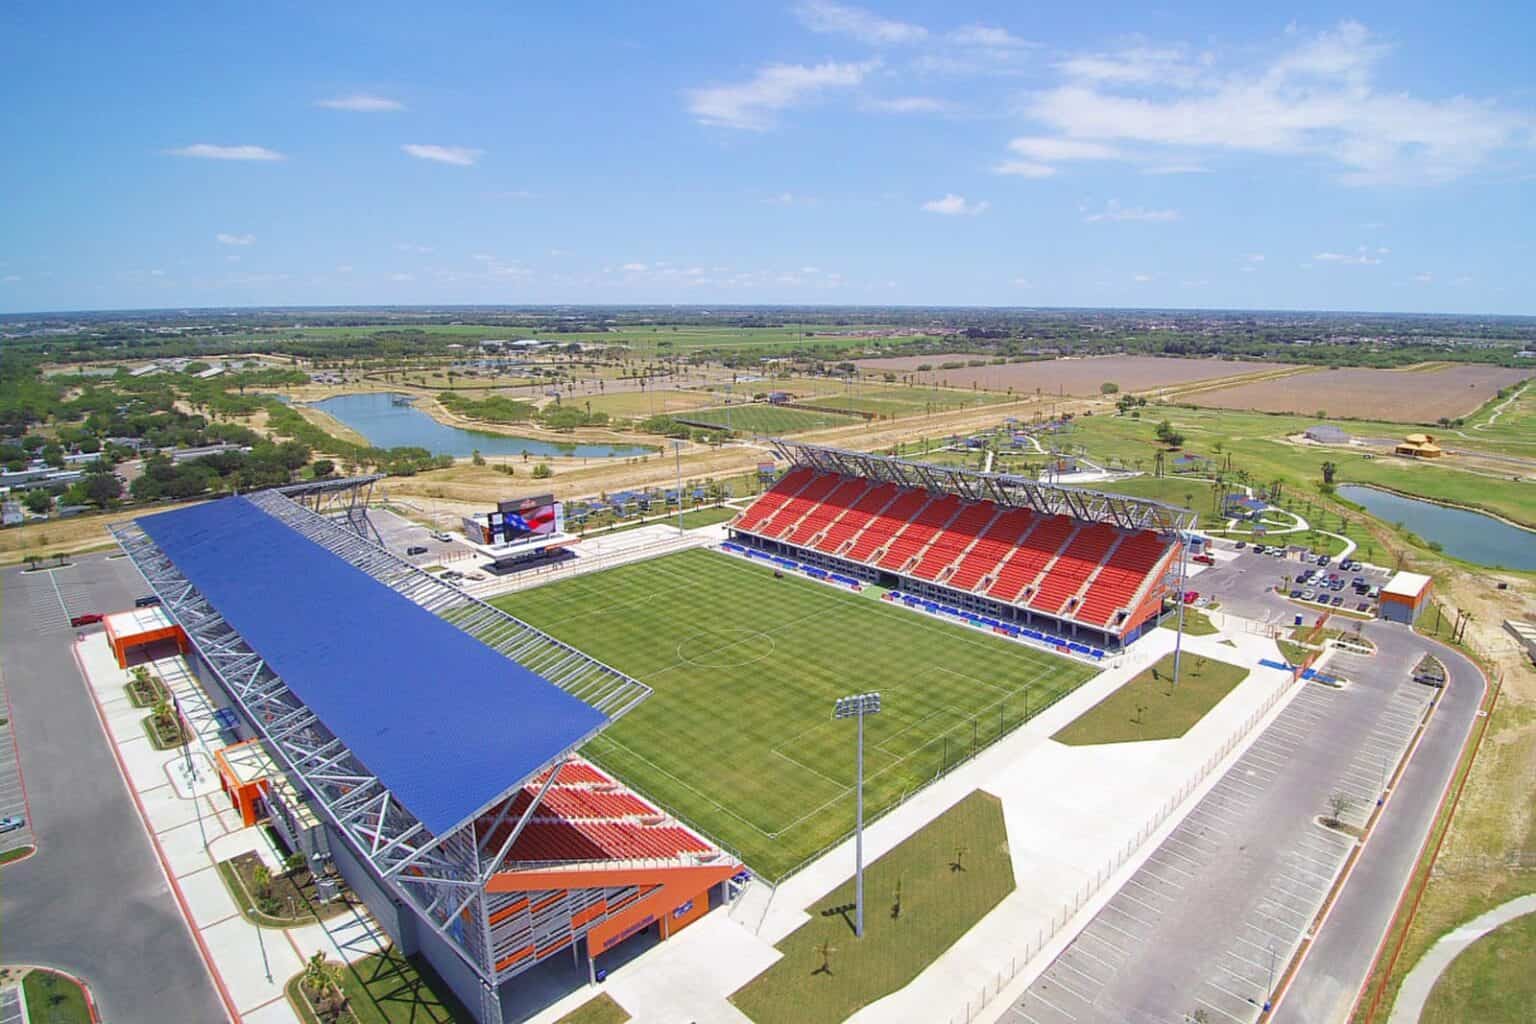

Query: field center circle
[676,628,776,668]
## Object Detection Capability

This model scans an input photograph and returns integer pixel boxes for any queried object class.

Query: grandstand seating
[785,475,871,546]
[813,482,899,556]
[1077,530,1175,626]
[946,508,1039,591]
[733,470,1178,638]
[1027,523,1119,616]
[986,515,1076,603]
[909,499,1001,581]
[733,466,815,532]
[758,471,842,539]
[845,488,930,562]
[875,493,963,572]
[485,758,718,866]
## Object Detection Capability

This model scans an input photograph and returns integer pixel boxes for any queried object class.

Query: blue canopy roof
[138,496,608,836]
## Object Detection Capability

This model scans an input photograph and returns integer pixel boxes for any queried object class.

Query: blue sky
[1,1,1532,315]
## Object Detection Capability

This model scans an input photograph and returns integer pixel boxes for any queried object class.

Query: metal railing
[947,668,1298,1024]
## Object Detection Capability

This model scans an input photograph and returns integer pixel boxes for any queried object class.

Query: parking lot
[1187,546,1393,628]
[1007,634,1437,1023]
[371,506,472,565]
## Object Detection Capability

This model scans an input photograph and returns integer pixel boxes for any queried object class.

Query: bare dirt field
[1186,364,1533,422]
[852,354,1283,395]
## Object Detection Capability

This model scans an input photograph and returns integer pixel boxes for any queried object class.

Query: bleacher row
[883,591,1107,660]
[481,758,720,867]
[718,541,864,590]
[734,466,1179,633]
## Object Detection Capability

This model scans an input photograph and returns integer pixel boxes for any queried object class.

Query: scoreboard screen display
[488,494,562,543]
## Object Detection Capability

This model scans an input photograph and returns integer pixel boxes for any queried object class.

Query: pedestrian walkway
[1388,894,1536,1023]
[73,633,391,1024]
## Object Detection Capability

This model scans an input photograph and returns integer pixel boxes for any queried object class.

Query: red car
[1183,590,1199,604]
[70,613,104,627]
[1192,552,1215,565]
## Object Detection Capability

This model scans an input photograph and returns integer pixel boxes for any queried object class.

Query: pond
[307,392,655,459]
[1336,484,1536,570]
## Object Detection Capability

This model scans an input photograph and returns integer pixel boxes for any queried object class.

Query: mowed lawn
[492,549,1095,878]
[679,404,860,434]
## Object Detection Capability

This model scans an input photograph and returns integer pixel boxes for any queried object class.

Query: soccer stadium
[105,445,1194,1023]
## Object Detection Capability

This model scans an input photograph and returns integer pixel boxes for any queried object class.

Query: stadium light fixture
[834,691,882,938]
[672,439,685,536]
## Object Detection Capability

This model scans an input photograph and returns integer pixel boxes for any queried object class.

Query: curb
[70,640,243,1024]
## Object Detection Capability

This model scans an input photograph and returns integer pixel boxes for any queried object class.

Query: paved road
[1273,622,1484,1024]
[0,555,227,1024]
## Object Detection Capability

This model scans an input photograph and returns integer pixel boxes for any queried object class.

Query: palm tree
[1321,461,1338,484]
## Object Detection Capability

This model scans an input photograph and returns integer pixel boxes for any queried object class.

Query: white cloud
[394,242,434,254]
[948,25,1031,49]
[793,1,926,45]
[486,189,534,199]
[401,144,481,166]
[388,272,414,281]
[316,93,404,112]
[150,269,166,277]
[1314,247,1383,265]
[167,144,284,161]
[1031,21,1527,185]
[1132,272,1154,282]
[216,233,255,246]
[1012,276,1033,288]
[335,264,354,273]
[687,61,875,130]
[1083,200,1180,223]
[225,254,241,263]
[1009,136,1119,161]
[621,262,648,272]
[1246,253,1266,262]
[1413,272,1434,283]
[1142,163,1210,175]
[994,160,1056,178]
[864,96,947,114]
[921,193,989,215]
[0,274,19,283]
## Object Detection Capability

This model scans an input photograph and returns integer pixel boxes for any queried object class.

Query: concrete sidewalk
[73,634,390,1024]
[1388,894,1536,1023]
[522,616,1300,1024]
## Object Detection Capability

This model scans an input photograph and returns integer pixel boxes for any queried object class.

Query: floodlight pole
[1172,534,1190,686]
[835,692,881,938]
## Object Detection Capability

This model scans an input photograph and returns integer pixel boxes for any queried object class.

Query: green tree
[1320,461,1338,484]
[1100,381,1120,395]
[531,462,553,479]
[22,488,52,514]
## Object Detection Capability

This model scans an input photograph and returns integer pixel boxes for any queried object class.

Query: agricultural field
[803,384,1007,418]
[852,355,1283,396]
[491,549,1097,878]
[1077,475,1219,513]
[1186,364,1533,423]
[678,404,861,435]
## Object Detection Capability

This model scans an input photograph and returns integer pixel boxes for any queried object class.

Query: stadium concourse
[109,480,742,1024]
[730,441,1193,652]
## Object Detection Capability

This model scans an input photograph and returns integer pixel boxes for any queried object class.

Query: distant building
[129,363,163,377]
[1304,424,1351,444]
[169,443,249,463]
[2,501,23,526]
[1224,495,1268,519]
[1394,433,1444,459]
[767,391,792,405]
[195,366,225,379]
[1380,571,1433,624]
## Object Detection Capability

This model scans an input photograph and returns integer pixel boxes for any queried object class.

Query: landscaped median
[729,790,1015,1024]
[285,947,470,1024]
[1052,652,1249,745]
[3,967,97,1024]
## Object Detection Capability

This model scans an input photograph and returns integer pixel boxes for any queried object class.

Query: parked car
[134,594,161,608]
[1183,590,1199,604]
[70,612,104,627]
[1289,588,1302,598]
[1368,586,1381,599]
[1317,555,1331,566]
[1302,589,1316,601]
[1253,544,1267,554]
[1235,540,1247,549]
[0,815,24,835]
[1192,552,1215,566]
[406,545,428,555]
[431,531,452,543]
[1331,595,1345,606]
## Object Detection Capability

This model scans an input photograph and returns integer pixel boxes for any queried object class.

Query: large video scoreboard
[462,494,564,546]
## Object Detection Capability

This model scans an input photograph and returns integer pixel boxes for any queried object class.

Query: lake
[1337,484,1536,570]
[307,392,655,459]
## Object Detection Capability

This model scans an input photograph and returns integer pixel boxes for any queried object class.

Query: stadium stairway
[874,493,965,573]
[756,471,843,540]
[813,481,900,557]
[784,475,873,547]
[950,507,1039,592]
[846,487,931,563]
[985,514,1077,603]
[908,499,1004,582]
[733,466,816,533]
[1027,522,1118,617]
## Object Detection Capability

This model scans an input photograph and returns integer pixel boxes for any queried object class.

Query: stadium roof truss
[111,485,651,1018]
[770,438,1197,535]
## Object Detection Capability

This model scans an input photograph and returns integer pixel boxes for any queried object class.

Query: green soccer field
[490,548,1098,879]
[679,404,860,434]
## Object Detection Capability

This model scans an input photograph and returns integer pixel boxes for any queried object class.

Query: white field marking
[1039,966,1092,1004]
[1217,960,1267,989]
[1153,842,1204,870]
[1066,939,1120,973]
[770,748,847,791]
[1095,911,1151,943]
[1205,976,1264,1010]
[1254,899,1310,928]
[1143,853,1198,881]
[1186,805,1245,829]
[1167,831,1220,857]
[586,733,780,838]
[1125,876,1170,901]
[934,662,1014,695]
[1287,845,1345,873]
[1054,956,1105,988]
[1223,946,1272,975]
[1118,888,1164,917]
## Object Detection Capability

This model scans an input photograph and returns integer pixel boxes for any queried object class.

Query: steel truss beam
[769,438,1196,535]
[111,488,654,1014]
